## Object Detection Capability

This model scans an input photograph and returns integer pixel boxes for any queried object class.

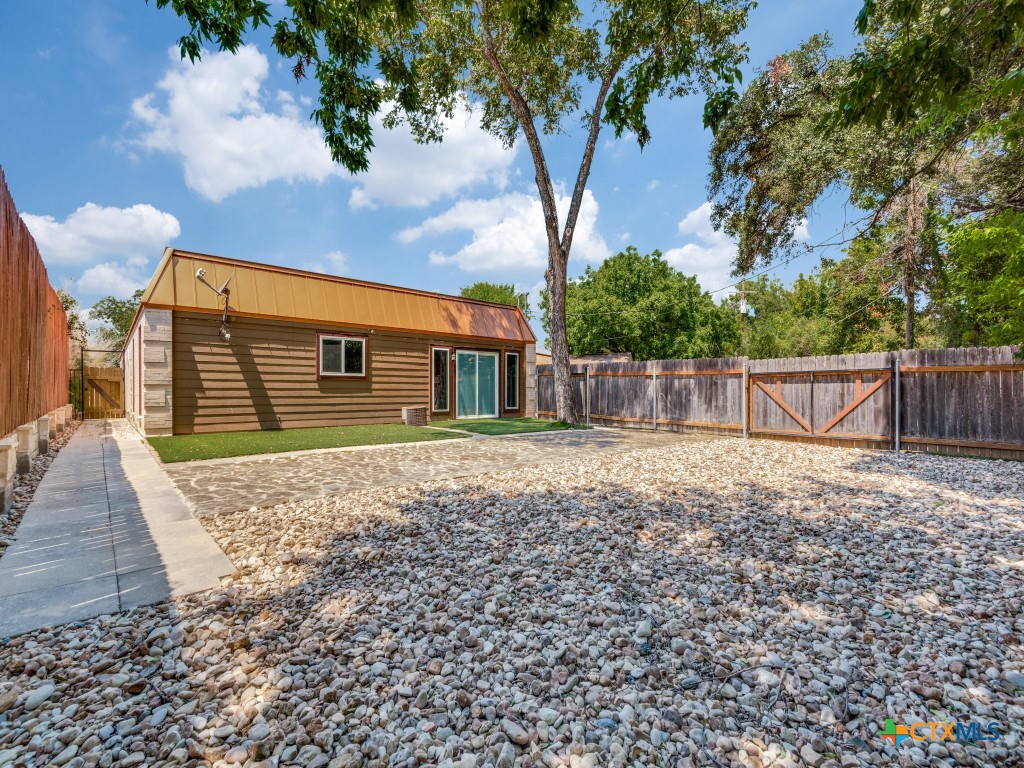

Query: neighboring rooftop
[137,248,536,343]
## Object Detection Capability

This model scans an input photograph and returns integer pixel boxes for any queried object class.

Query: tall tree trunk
[545,240,577,423]
[480,29,615,424]
[904,178,919,348]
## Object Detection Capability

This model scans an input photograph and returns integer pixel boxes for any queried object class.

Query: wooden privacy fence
[0,166,69,437]
[538,346,1024,460]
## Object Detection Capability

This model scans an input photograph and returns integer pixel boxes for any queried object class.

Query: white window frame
[431,346,450,412]
[504,351,520,410]
[319,334,366,377]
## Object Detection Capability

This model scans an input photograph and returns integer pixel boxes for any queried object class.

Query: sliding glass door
[455,351,499,418]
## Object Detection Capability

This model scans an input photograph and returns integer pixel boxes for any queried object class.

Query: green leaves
[459,282,533,320]
[149,0,753,170]
[543,248,736,360]
[90,289,145,349]
[841,0,1024,142]
[940,210,1024,345]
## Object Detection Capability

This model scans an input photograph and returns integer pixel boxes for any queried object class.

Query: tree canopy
[150,0,754,423]
[90,289,144,350]
[56,288,88,347]
[540,248,736,361]
[842,0,1024,144]
[459,282,532,320]
[709,23,1024,350]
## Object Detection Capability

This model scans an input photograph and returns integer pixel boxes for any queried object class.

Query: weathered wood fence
[538,346,1024,460]
[0,166,69,437]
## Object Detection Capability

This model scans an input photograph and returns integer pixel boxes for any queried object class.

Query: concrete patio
[0,420,233,637]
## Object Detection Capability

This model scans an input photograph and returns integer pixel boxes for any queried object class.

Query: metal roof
[137,248,536,343]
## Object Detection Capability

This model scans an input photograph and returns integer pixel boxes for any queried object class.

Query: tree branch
[561,67,619,256]
[479,9,561,251]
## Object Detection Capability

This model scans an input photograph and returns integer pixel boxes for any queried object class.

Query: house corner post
[141,308,174,436]
[525,343,538,418]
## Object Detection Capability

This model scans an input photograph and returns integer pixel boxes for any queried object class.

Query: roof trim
[127,247,537,349]
[166,248,535,322]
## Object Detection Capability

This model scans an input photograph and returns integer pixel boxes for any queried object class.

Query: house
[536,350,552,366]
[123,249,537,436]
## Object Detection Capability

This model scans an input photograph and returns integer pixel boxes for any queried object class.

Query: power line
[820,283,901,333]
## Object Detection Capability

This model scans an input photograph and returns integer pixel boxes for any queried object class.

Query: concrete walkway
[0,421,233,637]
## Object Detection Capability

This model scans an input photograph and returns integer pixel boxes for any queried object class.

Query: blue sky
[1,0,864,344]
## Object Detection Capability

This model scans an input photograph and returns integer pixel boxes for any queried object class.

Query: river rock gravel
[0,438,1022,768]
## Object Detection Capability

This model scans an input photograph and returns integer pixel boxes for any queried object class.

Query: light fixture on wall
[195,268,234,342]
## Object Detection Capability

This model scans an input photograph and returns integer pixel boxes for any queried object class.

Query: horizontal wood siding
[172,311,525,434]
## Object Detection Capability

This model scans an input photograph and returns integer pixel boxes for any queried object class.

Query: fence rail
[0,166,69,437]
[538,346,1024,460]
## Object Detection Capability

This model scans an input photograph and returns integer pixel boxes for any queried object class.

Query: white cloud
[20,203,180,266]
[130,46,340,202]
[348,104,515,210]
[646,180,660,192]
[130,46,515,207]
[400,189,610,272]
[663,204,812,294]
[79,261,150,299]
[303,251,350,275]
[663,202,736,293]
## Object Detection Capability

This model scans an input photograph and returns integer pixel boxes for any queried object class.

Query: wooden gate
[748,367,893,445]
[83,367,124,419]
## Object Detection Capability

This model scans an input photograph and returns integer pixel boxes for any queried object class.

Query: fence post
[809,370,815,436]
[894,358,901,453]
[652,368,658,430]
[536,368,541,419]
[742,363,749,438]
[585,365,591,426]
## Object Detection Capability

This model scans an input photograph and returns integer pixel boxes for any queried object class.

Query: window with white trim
[505,351,520,410]
[432,347,450,411]
[320,335,365,376]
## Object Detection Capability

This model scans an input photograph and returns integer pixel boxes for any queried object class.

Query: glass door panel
[456,352,477,418]
[476,353,498,417]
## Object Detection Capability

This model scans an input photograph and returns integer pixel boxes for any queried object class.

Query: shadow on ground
[2,445,1021,766]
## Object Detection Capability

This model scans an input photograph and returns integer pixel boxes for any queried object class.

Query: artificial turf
[429,417,574,436]
[148,423,462,463]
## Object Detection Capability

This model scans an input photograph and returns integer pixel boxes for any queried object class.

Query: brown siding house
[123,249,537,436]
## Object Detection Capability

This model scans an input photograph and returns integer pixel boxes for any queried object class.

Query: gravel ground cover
[0,439,1022,768]
[0,420,80,559]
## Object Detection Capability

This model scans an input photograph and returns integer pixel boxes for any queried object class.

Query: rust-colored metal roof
[138,248,536,343]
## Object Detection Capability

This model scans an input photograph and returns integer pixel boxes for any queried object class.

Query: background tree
[709,34,942,347]
[842,0,1024,145]
[459,282,532,320]
[709,27,1022,350]
[150,0,753,423]
[56,288,88,348]
[540,248,737,361]
[90,289,144,351]
[935,211,1024,346]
